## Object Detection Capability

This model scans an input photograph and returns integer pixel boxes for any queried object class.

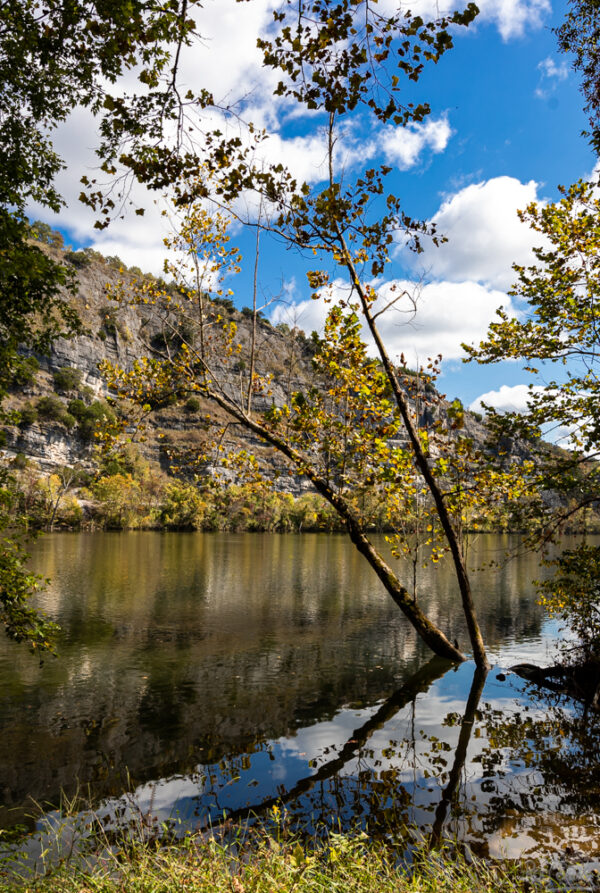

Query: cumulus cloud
[378,0,550,40]
[535,55,569,99]
[469,383,539,414]
[537,56,569,82]
[27,107,453,273]
[406,176,545,290]
[271,277,515,365]
[24,0,282,272]
[485,0,551,41]
[381,117,453,169]
[23,0,547,274]
[469,384,587,448]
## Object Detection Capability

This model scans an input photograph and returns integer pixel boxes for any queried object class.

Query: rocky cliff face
[3,245,493,491]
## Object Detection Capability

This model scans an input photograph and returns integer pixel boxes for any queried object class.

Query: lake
[1,531,598,868]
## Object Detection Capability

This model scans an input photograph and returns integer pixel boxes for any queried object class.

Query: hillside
[2,237,495,495]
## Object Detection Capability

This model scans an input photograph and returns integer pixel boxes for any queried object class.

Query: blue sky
[28,0,594,415]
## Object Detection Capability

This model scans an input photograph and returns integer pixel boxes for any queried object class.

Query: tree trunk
[205,386,467,664]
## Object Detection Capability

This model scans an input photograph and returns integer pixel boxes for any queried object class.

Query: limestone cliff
[3,244,493,492]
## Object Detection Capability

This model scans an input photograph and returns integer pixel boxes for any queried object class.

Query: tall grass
[0,809,560,893]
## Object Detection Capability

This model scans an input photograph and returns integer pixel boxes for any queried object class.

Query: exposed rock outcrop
[2,244,494,490]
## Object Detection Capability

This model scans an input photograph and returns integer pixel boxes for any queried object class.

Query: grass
[0,814,560,893]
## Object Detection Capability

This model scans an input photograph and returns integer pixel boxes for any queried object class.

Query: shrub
[11,355,40,388]
[18,403,38,427]
[62,412,77,430]
[215,297,235,313]
[160,481,207,529]
[30,221,64,247]
[92,473,143,528]
[76,400,116,441]
[57,495,84,527]
[184,396,201,413]
[99,306,118,337]
[53,366,83,393]
[67,398,87,420]
[64,249,92,268]
[36,394,66,420]
[10,452,29,470]
[538,544,600,662]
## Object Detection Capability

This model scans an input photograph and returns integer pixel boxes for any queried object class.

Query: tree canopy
[0,0,203,651]
[466,179,600,664]
[97,0,510,671]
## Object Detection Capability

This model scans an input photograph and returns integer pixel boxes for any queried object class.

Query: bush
[215,297,235,313]
[67,398,87,420]
[10,452,29,470]
[99,306,119,337]
[184,396,201,414]
[36,394,66,420]
[160,481,207,529]
[30,221,64,247]
[53,366,83,393]
[76,400,116,441]
[11,355,40,388]
[538,544,600,662]
[92,473,143,528]
[64,249,92,268]
[18,403,38,427]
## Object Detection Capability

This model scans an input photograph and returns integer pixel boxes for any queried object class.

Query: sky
[27,0,595,415]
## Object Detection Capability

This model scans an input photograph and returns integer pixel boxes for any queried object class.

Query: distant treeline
[5,451,348,533]
[5,449,598,536]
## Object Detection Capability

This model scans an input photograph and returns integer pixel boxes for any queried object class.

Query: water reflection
[0,532,597,864]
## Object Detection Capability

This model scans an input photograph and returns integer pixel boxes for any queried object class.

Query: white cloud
[535,55,569,99]
[27,110,454,274]
[24,0,282,272]
[469,384,589,449]
[22,0,545,276]
[381,116,453,169]
[469,383,539,414]
[408,176,545,290]
[271,278,515,365]
[537,57,569,82]
[378,0,550,40]
[485,0,551,41]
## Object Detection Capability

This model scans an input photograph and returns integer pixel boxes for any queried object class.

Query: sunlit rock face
[5,246,496,490]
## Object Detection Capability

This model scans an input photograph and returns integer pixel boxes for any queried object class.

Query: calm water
[1,532,598,866]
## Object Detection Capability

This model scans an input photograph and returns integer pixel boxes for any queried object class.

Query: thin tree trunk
[246,202,261,414]
[203,384,466,664]
[324,115,489,670]
[354,288,489,669]
[200,655,451,829]
[429,664,487,847]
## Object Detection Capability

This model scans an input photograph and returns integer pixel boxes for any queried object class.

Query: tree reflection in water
[3,533,600,868]
[473,681,600,863]
[187,663,599,870]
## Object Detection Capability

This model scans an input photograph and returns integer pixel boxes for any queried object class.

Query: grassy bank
[0,827,559,893]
